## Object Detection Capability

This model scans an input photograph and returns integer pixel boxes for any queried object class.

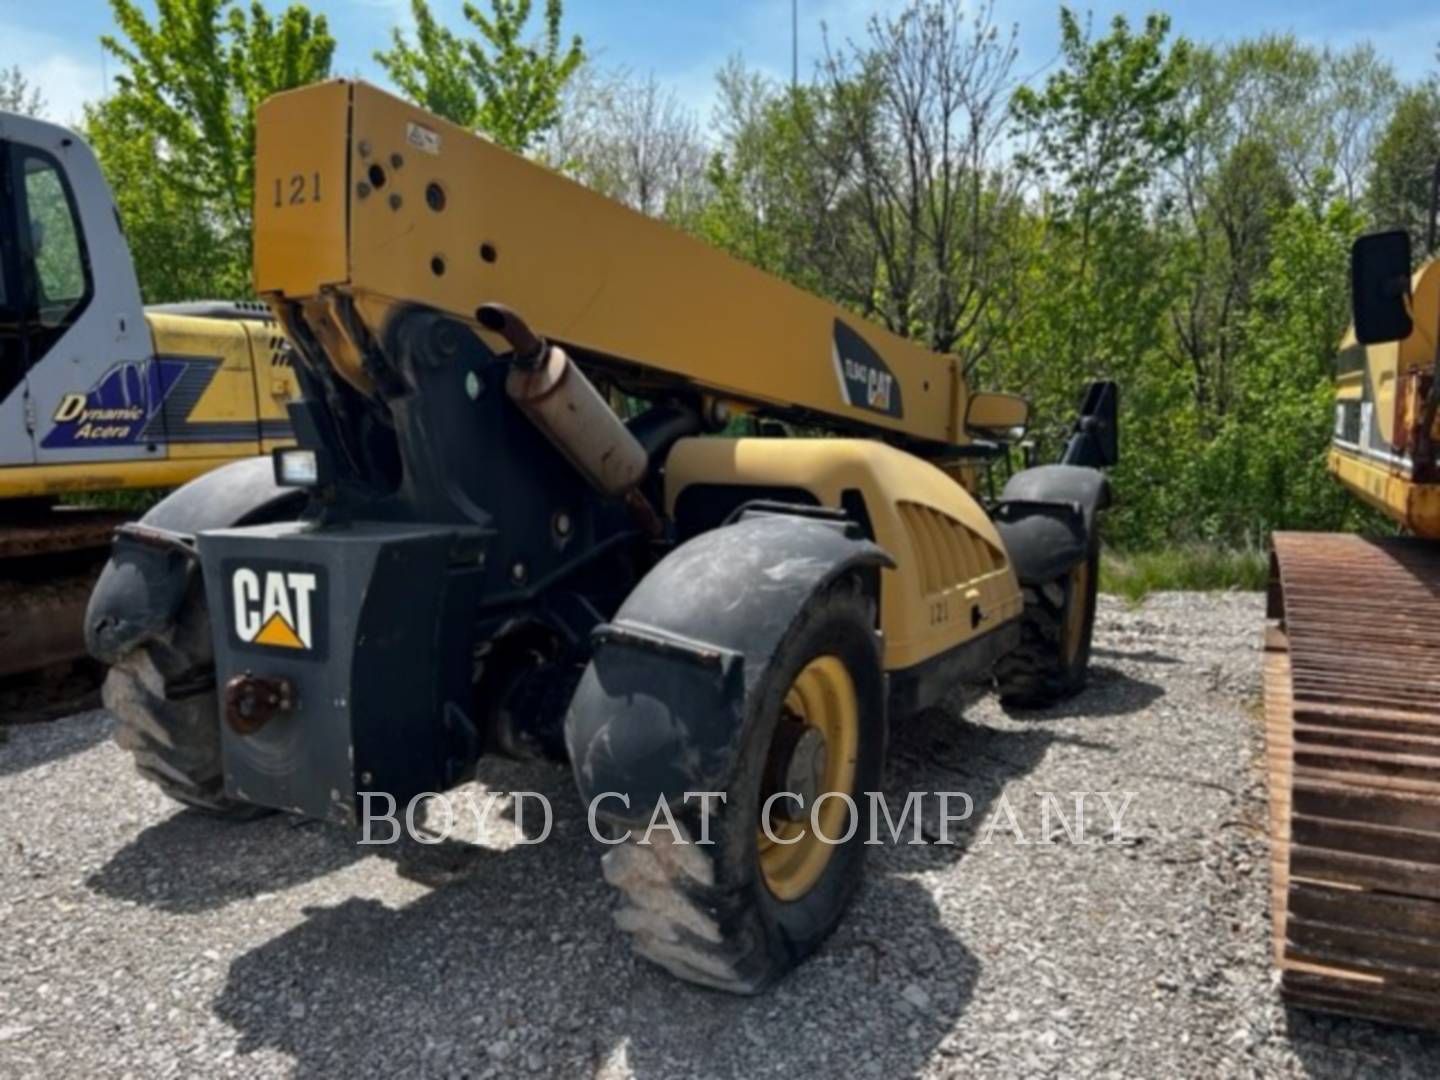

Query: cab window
[0,148,22,406]
[21,152,90,330]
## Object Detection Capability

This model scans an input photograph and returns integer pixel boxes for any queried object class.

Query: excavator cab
[0,111,302,685]
[0,116,144,473]
[0,109,300,499]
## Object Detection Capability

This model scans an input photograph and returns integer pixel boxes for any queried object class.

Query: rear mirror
[1351,230,1413,345]
[966,392,1030,441]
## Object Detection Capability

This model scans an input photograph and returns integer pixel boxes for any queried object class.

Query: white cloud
[1,22,109,127]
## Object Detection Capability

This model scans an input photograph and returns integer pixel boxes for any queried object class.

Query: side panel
[247,323,301,454]
[662,437,1023,671]
[30,313,265,469]
[1327,447,1440,537]
[146,313,262,459]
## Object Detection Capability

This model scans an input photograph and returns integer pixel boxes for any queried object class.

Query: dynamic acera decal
[40,355,290,448]
[832,320,903,419]
[41,357,187,447]
[231,567,321,651]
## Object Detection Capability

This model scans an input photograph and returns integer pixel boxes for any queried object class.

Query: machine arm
[253,80,972,452]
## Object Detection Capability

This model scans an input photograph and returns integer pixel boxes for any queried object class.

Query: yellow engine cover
[663,437,1022,671]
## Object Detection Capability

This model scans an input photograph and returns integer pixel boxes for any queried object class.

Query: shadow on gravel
[1000,664,1163,722]
[1091,645,1182,666]
[884,704,1093,867]
[203,711,1053,1078]
[0,710,110,778]
[87,811,366,913]
[86,805,494,914]
[1283,1005,1440,1076]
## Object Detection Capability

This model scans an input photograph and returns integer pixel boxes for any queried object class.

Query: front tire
[104,578,266,819]
[994,545,1099,708]
[601,580,886,993]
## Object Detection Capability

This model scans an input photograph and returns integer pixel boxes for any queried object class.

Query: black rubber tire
[601,580,886,994]
[994,544,1100,709]
[103,576,268,819]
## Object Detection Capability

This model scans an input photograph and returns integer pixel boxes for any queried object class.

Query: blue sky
[5,0,1440,128]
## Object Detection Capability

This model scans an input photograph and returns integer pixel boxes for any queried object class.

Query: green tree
[0,66,46,117]
[816,0,1021,354]
[87,0,334,300]
[1369,84,1440,256]
[376,0,583,151]
[700,61,874,312]
[1188,201,1372,541]
[1003,9,1191,520]
[542,67,710,227]
[1013,10,1190,227]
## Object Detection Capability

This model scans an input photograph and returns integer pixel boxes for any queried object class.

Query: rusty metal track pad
[1266,532,1440,1030]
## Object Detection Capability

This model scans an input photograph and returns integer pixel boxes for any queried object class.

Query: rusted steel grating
[1265,533,1440,1030]
[0,509,128,677]
[0,510,130,560]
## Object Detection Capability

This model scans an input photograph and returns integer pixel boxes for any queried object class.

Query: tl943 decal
[833,320,903,419]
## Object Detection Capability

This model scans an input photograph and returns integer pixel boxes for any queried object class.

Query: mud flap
[85,457,305,665]
[993,464,1110,585]
[565,512,892,825]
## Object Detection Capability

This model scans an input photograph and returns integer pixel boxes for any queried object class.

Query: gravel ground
[4,592,1440,1078]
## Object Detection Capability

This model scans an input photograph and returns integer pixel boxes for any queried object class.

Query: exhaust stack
[478,303,648,499]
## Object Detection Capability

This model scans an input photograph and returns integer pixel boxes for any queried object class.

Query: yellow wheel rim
[1063,558,1090,666]
[756,655,860,902]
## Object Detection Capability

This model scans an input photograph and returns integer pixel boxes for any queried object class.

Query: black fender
[992,464,1111,586]
[565,513,892,825]
[85,457,306,663]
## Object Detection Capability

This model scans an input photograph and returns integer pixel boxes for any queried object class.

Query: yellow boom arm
[254,80,971,449]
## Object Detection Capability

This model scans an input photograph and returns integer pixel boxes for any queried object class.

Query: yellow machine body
[664,438,1022,670]
[1329,260,1440,535]
[0,312,298,499]
[253,80,1026,676]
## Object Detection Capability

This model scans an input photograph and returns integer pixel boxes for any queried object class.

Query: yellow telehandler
[85,81,1118,991]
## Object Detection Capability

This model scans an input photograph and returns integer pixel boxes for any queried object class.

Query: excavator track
[0,510,131,719]
[1265,532,1440,1029]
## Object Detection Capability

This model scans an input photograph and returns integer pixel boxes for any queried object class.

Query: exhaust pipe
[477,304,650,502]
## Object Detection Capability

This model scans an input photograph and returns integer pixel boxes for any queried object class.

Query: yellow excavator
[0,109,298,694]
[85,81,1117,992]
[1265,224,1440,1027]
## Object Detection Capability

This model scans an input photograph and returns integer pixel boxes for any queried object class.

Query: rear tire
[995,545,1099,708]
[103,578,267,819]
[601,580,886,993]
